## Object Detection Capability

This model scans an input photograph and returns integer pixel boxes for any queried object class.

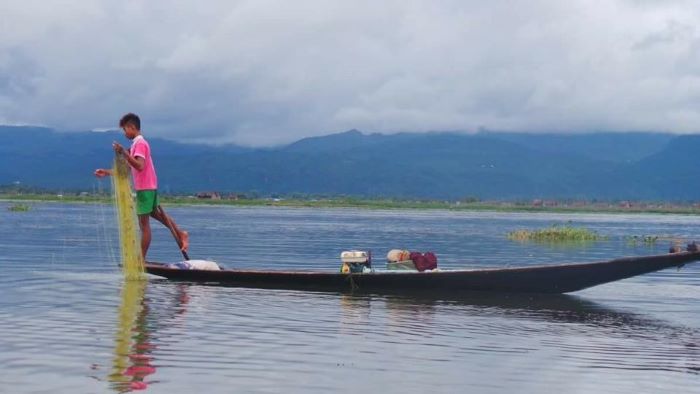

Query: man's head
[119,113,141,140]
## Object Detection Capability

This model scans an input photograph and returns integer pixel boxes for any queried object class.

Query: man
[95,113,189,259]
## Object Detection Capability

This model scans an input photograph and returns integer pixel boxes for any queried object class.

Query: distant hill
[0,125,697,200]
[0,126,249,191]
[628,135,700,200]
[481,131,674,163]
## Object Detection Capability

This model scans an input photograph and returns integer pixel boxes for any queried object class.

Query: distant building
[196,192,221,200]
[532,199,558,207]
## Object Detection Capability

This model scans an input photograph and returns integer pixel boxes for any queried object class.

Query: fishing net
[112,154,145,280]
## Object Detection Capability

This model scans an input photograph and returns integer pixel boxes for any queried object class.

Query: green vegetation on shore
[3,192,700,215]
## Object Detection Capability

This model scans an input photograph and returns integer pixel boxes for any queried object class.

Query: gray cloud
[1,0,700,145]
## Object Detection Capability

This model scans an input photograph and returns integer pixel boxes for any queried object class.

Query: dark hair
[119,113,141,130]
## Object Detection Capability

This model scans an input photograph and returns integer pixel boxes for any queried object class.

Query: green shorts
[136,190,159,215]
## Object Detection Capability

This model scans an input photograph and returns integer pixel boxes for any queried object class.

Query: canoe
[145,251,700,294]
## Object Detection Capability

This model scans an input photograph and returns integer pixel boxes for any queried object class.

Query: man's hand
[94,168,112,178]
[112,142,125,155]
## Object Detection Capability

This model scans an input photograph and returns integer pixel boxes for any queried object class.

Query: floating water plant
[625,235,683,248]
[625,235,659,246]
[508,224,605,242]
[7,203,30,212]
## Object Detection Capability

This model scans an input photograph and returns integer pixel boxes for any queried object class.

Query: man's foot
[179,231,189,252]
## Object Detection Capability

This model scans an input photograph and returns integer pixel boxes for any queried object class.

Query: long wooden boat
[146,251,700,294]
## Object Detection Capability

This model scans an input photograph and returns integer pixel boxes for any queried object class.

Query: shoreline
[3,193,700,215]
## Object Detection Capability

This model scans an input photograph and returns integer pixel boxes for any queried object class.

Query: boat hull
[145,251,700,294]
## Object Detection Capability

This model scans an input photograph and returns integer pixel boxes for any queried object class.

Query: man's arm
[122,151,145,171]
[113,142,145,171]
[94,168,113,177]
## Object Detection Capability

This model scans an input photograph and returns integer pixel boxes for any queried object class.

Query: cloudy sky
[1,1,699,146]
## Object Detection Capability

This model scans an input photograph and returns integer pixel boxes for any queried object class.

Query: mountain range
[1,125,698,201]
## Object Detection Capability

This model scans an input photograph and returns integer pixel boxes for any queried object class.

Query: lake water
[0,202,698,393]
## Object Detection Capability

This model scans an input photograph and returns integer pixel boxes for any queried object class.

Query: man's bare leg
[151,206,189,252]
[138,214,152,260]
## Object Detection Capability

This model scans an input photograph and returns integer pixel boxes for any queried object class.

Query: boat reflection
[337,291,700,374]
[371,291,690,329]
[338,294,372,331]
[144,279,699,375]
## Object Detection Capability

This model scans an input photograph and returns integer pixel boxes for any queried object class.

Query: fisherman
[94,113,189,260]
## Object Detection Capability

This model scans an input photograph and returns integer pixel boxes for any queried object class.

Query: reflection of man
[122,296,156,391]
[109,280,155,392]
[108,281,192,392]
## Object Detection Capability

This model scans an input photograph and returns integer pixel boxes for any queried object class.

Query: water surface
[0,202,698,393]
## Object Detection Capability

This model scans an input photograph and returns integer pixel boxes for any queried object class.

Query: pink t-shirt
[130,135,158,190]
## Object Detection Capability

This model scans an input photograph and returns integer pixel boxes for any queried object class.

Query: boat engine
[340,250,372,273]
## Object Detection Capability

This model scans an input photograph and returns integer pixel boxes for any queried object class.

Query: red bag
[410,251,438,272]
[424,252,437,269]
